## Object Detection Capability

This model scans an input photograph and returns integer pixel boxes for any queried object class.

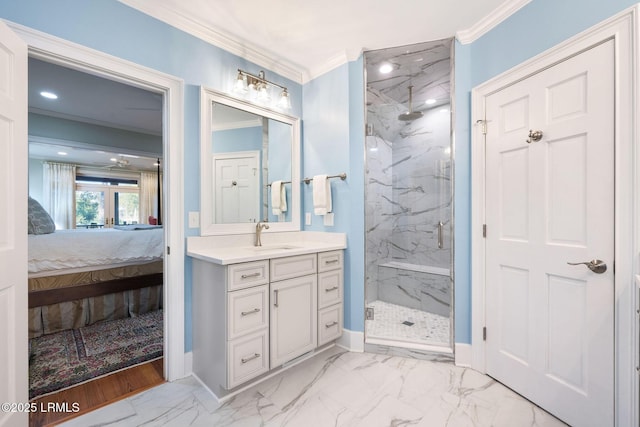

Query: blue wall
[4,0,636,352]
[452,0,637,344]
[0,0,302,353]
[301,61,366,331]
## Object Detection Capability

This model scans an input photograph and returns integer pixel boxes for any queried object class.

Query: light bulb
[278,89,291,109]
[257,84,270,102]
[234,71,247,93]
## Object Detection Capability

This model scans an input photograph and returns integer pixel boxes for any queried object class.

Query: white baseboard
[336,329,364,352]
[454,343,472,367]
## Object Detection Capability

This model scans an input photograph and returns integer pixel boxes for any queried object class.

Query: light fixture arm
[237,69,287,92]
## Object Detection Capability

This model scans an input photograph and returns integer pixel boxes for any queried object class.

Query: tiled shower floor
[365,300,450,347]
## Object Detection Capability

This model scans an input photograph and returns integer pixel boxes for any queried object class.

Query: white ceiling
[119,0,529,82]
[28,0,528,169]
[28,57,163,171]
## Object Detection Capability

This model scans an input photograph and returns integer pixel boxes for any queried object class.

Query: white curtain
[42,162,76,229]
[140,171,161,224]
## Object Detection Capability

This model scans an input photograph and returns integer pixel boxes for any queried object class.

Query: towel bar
[303,173,347,184]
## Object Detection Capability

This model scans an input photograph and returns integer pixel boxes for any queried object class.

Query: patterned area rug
[29,310,163,399]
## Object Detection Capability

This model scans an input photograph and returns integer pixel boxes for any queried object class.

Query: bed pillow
[28,197,56,235]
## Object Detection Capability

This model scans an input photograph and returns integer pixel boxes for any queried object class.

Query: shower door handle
[438,221,444,249]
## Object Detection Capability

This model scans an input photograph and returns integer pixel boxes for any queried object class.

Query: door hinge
[483,224,487,238]
[167,246,170,255]
[477,119,488,135]
[483,327,487,341]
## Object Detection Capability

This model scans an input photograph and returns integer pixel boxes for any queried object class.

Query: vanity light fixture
[234,69,291,109]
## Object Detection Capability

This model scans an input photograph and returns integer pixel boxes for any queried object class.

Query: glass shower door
[363,38,454,352]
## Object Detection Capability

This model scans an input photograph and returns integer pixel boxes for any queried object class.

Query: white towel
[271,181,287,215]
[313,175,332,215]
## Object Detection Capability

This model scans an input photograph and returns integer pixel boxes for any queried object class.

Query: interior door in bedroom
[484,40,614,427]
[0,21,28,427]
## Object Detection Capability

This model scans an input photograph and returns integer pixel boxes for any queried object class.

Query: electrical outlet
[323,212,334,226]
[188,211,200,228]
[305,212,311,225]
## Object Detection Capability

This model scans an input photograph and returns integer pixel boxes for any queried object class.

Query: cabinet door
[270,274,317,367]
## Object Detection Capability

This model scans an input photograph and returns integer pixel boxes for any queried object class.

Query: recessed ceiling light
[57,151,67,156]
[440,108,449,113]
[110,158,117,162]
[379,63,393,74]
[40,91,58,100]
[425,98,437,105]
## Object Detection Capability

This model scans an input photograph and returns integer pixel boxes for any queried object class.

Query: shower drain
[401,321,415,326]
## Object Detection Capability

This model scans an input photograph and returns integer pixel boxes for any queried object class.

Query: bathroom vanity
[187,232,346,400]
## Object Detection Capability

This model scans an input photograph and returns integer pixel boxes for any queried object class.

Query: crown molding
[456,0,531,44]
[118,0,305,84]
[304,50,352,83]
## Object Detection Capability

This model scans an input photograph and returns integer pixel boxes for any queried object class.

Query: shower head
[398,111,424,121]
[398,85,423,121]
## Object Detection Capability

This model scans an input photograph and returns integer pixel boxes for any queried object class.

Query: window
[75,175,140,228]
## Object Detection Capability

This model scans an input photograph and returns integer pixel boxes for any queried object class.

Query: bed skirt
[28,262,163,338]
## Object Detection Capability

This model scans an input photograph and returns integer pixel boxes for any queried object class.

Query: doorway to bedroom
[26,55,166,419]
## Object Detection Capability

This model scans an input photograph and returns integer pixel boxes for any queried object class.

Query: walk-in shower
[364,38,454,355]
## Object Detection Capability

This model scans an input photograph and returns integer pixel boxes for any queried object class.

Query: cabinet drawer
[318,250,343,273]
[227,285,269,340]
[318,304,342,346]
[318,269,343,309]
[227,329,269,389]
[228,260,269,291]
[270,253,317,282]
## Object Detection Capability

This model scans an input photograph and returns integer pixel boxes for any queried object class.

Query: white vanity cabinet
[191,247,344,398]
[192,259,271,392]
[317,250,344,346]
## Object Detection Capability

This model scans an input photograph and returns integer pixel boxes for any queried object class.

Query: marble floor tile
[60,346,567,427]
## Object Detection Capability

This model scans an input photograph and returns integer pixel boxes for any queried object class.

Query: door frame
[470,6,638,426]
[7,21,186,381]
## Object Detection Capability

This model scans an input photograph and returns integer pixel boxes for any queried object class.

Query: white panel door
[485,40,614,427]
[213,152,259,223]
[0,21,28,427]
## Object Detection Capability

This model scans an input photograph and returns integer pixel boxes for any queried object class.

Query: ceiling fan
[102,156,133,169]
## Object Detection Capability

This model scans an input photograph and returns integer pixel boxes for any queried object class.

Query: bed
[28,227,164,338]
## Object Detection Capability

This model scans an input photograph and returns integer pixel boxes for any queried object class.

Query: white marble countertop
[187,231,347,265]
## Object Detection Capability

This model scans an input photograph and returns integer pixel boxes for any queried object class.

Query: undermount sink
[248,244,301,252]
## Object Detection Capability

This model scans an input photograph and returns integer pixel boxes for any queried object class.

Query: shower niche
[364,38,454,355]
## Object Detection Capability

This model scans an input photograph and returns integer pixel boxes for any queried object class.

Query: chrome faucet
[255,221,269,246]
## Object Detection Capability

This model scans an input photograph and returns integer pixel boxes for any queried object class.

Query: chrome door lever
[567,259,607,274]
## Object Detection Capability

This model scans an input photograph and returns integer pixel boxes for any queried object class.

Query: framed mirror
[199,87,300,235]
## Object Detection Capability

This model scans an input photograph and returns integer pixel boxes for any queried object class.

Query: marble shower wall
[364,39,453,319]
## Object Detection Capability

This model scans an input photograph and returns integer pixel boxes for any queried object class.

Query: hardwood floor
[29,358,164,427]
